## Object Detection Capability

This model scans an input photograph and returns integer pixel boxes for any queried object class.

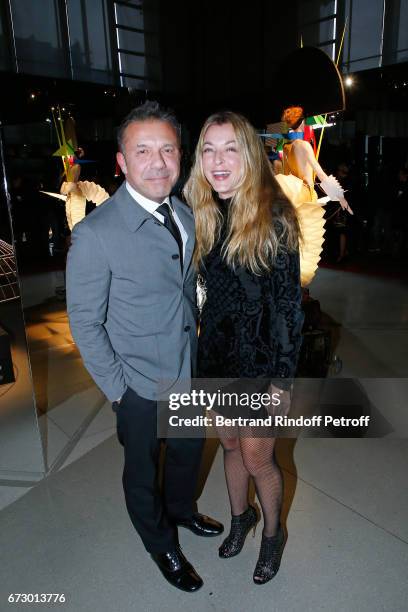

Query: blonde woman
[184,111,304,584]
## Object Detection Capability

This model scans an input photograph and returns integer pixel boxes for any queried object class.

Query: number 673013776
[8,593,66,604]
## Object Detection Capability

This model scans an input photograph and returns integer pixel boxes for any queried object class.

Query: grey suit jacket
[66,182,197,402]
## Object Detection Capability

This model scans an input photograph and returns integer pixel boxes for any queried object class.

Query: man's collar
[125,182,170,212]
[115,182,194,237]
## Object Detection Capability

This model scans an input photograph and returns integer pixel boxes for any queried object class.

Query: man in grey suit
[66,101,222,592]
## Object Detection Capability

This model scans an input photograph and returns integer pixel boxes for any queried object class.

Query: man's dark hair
[117,100,181,152]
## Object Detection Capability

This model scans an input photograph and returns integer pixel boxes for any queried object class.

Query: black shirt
[197,197,304,387]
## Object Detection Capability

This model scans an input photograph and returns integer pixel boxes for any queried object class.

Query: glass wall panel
[10,0,67,77]
[115,4,144,29]
[397,0,408,52]
[117,0,142,5]
[396,50,408,63]
[67,0,113,85]
[347,56,381,71]
[0,128,45,480]
[119,51,145,77]
[0,4,13,71]
[4,0,162,88]
[303,18,335,45]
[298,1,337,63]
[117,28,145,54]
[299,0,336,23]
[1,87,111,478]
[122,75,147,88]
[348,0,384,65]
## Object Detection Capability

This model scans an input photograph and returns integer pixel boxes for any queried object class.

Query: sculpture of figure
[279,106,353,213]
[42,146,109,232]
[60,179,109,231]
[274,106,353,285]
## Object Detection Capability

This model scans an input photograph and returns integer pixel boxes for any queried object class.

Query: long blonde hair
[183,111,301,274]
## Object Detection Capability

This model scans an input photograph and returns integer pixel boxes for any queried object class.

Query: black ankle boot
[253,526,285,584]
[218,505,258,558]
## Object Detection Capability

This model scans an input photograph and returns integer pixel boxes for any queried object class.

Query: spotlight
[30,93,36,99]
[344,75,354,88]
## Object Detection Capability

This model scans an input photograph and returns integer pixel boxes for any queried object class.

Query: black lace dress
[197,198,304,390]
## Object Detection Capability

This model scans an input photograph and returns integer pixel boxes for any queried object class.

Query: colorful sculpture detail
[41,108,109,230]
[271,106,353,286]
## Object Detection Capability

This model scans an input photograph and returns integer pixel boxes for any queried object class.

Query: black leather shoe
[151,546,203,592]
[176,513,224,537]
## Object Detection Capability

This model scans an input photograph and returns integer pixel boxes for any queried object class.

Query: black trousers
[114,386,205,554]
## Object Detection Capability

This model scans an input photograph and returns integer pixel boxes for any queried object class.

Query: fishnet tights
[221,435,282,537]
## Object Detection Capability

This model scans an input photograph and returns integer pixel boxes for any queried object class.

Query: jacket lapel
[116,182,151,232]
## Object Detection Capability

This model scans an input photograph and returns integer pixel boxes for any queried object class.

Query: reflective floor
[0,265,407,611]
